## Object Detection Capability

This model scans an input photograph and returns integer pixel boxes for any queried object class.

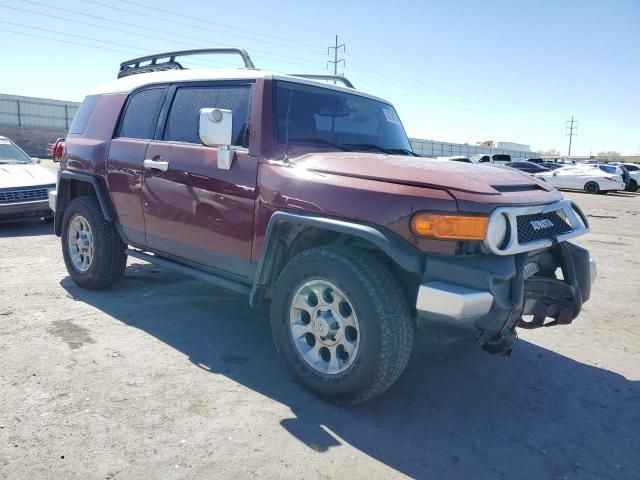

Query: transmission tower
[327,35,345,83]
[566,116,578,156]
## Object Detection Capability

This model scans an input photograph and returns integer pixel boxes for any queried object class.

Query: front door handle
[144,158,169,172]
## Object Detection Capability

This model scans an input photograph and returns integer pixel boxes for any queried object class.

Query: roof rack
[118,48,256,78]
[287,74,355,89]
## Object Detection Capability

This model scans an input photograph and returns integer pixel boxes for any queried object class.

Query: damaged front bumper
[416,242,596,355]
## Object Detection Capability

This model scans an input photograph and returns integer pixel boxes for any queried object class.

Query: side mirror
[199,108,234,170]
[31,157,41,164]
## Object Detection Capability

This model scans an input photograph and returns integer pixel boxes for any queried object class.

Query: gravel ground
[1,189,639,480]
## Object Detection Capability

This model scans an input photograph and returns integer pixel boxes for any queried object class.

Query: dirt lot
[1,189,639,480]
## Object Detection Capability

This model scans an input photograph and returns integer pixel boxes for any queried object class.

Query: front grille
[0,187,50,204]
[516,211,573,244]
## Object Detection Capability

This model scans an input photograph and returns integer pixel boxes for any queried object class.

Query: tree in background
[596,151,621,161]
[540,148,561,156]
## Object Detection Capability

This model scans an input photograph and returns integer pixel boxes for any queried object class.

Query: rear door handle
[144,158,169,172]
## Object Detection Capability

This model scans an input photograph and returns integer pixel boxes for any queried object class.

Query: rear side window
[69,95,100,134]
[598,165,617,174]
[163,85,252,146]
[118,88,164,139]
[493,154,511,162]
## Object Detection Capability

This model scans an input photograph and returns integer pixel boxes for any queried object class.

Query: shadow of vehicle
[0,219,53,238]
[60,264,639,479]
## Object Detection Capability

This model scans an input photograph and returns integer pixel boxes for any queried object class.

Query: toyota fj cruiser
[51,48,596,404]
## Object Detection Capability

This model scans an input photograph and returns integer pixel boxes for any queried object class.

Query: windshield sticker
[382,108,400,125]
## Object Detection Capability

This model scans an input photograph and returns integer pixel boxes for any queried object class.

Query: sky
[0,0,638,155]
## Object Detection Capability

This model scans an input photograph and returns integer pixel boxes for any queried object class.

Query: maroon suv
[51,49,596,404]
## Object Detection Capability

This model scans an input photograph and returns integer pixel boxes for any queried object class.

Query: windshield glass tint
[0,140,32,164]
[275,81,411,151]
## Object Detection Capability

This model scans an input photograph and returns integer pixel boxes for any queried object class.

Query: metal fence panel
[0,94,80,130]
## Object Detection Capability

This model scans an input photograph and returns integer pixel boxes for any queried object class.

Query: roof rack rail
[118,48,256,78]
[287,74,355,89]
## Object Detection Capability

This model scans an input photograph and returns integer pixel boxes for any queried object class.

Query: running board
[126,248,252,296]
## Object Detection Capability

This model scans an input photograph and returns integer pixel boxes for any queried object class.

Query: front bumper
[416,242,595,354]
[0,199,52,221]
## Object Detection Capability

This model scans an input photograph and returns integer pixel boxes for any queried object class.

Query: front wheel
[626,180,638,192]
[270,246,414,405]
[61,196,127,289]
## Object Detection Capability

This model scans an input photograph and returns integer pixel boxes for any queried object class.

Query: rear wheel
[584,182,599,194]
[61,196,126,289]
[270,246,414,405]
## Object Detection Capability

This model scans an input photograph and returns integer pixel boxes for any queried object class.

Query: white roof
[88,68,389,103]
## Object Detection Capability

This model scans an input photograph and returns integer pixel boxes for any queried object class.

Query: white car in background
[534,164,625,194]
[0,136,56,222]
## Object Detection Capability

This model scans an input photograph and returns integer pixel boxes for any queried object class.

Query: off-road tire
[61,196,126,289]
[584,181,599,194]
[270,246,414,405]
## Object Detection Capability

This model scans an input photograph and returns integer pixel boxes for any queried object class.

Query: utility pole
[327,35,345,83]
[566,116,578,157]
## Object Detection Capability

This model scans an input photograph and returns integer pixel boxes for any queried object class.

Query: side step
[126,248,252,296]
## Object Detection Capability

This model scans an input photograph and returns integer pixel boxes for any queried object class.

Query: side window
[164,85,252,146]
[69,95,100,134]
[118,88,164,139]
[480,156,490,163]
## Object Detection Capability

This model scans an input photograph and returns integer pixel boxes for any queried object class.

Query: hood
[291,152,555,197]
[0,163,57,189]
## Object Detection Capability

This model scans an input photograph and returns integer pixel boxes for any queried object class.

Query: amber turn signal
[411,213,489,240]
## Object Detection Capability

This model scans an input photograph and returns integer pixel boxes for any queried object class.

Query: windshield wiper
[386,148,421,157]
[342,143,392,154]
[293,138,350,151]
[341,143,419,156]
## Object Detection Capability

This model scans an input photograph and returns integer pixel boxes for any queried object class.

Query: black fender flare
[249,211,424,306]
[54,170,116,236]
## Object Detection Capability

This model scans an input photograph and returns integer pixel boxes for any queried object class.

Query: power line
[13,0,322,69]
[566,116,578,156]
[114,0,325,52]
[327,35,345,80]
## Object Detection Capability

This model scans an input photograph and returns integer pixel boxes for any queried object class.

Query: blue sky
[1,0,638,154]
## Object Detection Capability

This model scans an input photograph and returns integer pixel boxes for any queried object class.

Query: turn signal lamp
[411,213,489,240]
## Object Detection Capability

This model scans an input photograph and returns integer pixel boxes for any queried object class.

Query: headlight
[485,212,509,249]
[411,213,489,240]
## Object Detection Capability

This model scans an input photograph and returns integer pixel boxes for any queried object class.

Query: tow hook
[483,309,521,355]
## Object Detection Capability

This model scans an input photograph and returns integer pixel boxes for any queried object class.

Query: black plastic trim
[55,170,117,236]
[250,211,424,306]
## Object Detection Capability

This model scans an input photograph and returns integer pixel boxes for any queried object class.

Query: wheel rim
[67,214,94,272]
[586,183,597,193]
[289,280,360,375]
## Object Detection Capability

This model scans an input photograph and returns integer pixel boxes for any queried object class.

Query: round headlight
[486,213,509,250]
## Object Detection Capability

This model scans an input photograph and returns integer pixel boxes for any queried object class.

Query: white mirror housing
[199,108,235,170]
[199,108,233,146]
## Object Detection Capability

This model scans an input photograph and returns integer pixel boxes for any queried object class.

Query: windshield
[275,81,412,153]
[0,140,32,164]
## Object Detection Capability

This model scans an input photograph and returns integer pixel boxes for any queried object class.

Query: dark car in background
[505,161,550,174]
